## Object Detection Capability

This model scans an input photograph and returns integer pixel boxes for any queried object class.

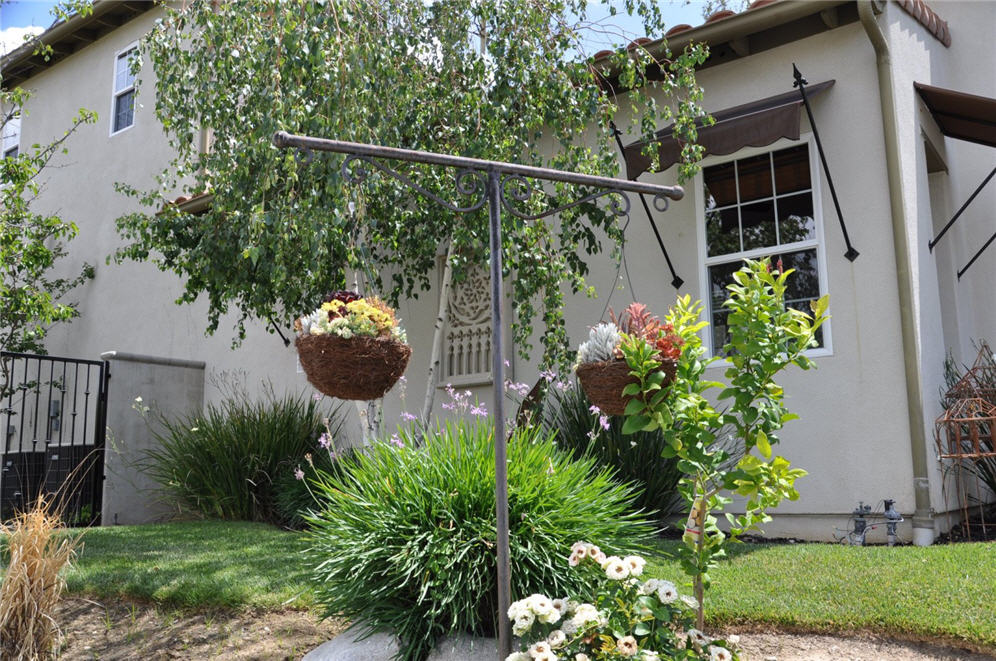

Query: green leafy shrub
[541,383,683,522]
[305,420,656,661]
[145,385,346,525]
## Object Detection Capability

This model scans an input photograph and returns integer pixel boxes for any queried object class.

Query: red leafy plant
[610,302,684,362]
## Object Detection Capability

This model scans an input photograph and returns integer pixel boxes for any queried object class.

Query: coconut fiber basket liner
[296,334,412,400]
[576,358,676,416]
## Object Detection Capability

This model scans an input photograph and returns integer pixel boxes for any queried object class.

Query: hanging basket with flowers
[574,303,681,416]
[294,290,411,400]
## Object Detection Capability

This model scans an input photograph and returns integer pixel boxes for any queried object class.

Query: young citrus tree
[621,258,828,627]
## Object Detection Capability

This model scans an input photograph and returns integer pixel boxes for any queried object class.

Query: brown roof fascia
[1,0,154,89]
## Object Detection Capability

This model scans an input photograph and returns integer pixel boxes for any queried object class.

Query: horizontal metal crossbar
[272,131,684,200]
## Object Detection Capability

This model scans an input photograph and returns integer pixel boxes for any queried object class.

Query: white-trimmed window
[2,114,19,159]
[110,45,137,135]
[698,137,830,356]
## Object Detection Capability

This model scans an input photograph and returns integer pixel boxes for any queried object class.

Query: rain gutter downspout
[858,0,934,545]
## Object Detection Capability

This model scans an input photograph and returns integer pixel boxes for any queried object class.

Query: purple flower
[470,403,488,417]
[400,411,417,422]
[599,415,610,431]
[398,375,407,384]
[589,405,601,415]
[294,466,305,481]
[312,392,322,401]
[555,381,570,392]
[540,369,556,382]
[442,401,456,411]
[318,433,332,449]
[389,433,404,448]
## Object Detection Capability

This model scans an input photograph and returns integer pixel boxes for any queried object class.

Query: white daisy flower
[641,651,660,661]
[638,578,661,595]
[709,646,733,661]
[575,655,590,661]
[687,628,711,650]
[616,635,639,657]
[528,640,552,656]
[505,654,531,661]
[604,557,630,581]
[623,555,646,576]
[570,603,600,629]
[655,581,678,604]
[547,630,567,648]
[680,594,699,611]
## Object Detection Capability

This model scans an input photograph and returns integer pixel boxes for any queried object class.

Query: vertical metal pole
[488,167,511,660]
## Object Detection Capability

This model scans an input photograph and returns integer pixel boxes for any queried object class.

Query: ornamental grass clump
[507,542,739,661]
[0,496,82,661]
[144,384,346,525]
[305,420,656,661]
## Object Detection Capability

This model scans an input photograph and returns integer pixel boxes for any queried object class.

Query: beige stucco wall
[10,2,994,538]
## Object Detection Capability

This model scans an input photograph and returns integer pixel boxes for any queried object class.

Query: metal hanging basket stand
[576,358,676,416]
[296,334,412,400]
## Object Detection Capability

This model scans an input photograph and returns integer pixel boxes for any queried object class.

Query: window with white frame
[111,47,137,134]
[701,140,827,355]
[2,114,19,159]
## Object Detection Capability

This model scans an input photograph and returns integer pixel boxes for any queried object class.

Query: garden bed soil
[52,598,994,660]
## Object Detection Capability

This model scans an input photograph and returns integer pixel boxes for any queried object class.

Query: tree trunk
[420,239,455,428]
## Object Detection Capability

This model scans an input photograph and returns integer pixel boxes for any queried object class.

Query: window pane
[736,153,773,203]
[777,193,815,244]
[113,90,134,132]
[775,247,823,346]
[706,206,740,257]
[773,145,810,195]
[708,261,741,353]
[703,161,737,207]
[115,50,135,91]
[740,200,776,251]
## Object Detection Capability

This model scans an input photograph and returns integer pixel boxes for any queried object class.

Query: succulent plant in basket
[294,290,411,400]
[575,303,682,416]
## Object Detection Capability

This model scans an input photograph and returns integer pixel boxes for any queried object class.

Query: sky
[0,0,714,56]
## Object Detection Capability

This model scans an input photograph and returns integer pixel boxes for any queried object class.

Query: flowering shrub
[294,289,407,342]
[305,420,656,661]
[507,543,739,661]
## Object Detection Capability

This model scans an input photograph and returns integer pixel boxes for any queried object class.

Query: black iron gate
[1,351,109,524]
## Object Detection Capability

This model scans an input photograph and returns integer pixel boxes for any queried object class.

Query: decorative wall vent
[441,264,493,386]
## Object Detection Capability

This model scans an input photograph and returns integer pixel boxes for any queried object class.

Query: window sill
[704,346,833,369]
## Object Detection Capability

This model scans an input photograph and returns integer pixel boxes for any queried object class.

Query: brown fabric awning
[623,80,834,179]
[915,83,996,148]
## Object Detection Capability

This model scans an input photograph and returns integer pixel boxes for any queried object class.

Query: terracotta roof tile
[591,0,953,64]
[897,0,951,47]
[705,9,737,23]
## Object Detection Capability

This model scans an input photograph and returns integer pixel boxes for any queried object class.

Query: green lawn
[648,539,996,651]
[62,520,314,610]
[15,521,992,650]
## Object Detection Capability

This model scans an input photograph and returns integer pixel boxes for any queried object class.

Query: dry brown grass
[0,496,82,660]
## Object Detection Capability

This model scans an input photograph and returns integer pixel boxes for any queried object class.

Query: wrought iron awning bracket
[273,130,683,661]
[610,121,684,289]
[794,64,860,262]
[929,164,996,253]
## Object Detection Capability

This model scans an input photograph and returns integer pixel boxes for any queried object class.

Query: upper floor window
[700,139,829,356]
[2,114,20,159]
[111,46,137,134]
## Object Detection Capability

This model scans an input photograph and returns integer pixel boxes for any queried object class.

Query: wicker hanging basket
[576,358,676,416]
[296,334,412,400]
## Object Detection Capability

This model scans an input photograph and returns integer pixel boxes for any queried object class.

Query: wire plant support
[272,131,683,659]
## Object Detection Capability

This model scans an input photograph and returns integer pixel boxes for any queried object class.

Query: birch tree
[115,0,708,416]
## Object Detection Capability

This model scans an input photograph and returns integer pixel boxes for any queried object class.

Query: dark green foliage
[541,383,683,522]
[305,421,656,661]
[145,387,345,526]
[273,445,354,529]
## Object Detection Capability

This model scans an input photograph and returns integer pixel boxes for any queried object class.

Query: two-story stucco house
[2,0,994,542]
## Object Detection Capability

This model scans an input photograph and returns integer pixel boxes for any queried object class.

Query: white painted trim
[108,40,139,137]
[695,133,833,361]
